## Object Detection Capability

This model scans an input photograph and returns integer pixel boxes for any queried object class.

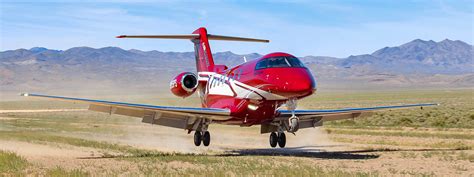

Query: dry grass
[0,150,29,174]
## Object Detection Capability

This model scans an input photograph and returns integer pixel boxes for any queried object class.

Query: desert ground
[0,89,473,176]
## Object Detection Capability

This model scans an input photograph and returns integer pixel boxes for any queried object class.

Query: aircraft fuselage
[198,52,317,126]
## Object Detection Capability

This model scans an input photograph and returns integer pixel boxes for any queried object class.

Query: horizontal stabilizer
[117,34,269,43]
[207,34,269,43]
[116,34,199,39]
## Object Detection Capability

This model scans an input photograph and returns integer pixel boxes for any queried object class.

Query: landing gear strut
[269,132,286,148]
[287,98,300,133]
[194,131,211,147]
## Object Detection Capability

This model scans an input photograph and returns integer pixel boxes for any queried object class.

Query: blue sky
[1,0,472,57]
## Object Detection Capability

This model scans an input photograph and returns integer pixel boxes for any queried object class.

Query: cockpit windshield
[255,56,305,70]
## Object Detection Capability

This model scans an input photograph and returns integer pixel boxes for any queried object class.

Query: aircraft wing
[267,103,438,132]
[20,93,231,130]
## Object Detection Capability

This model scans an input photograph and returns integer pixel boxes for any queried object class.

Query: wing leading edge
[269,103,438,132]
[279,103,438,115]
[20,93,231,130]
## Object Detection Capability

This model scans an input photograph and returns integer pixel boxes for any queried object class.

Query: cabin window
[220,76,225,85]
[255,56,305,70]
[231,70,240,80]
[237,69,242,80]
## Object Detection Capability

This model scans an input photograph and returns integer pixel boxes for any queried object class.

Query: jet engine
[170,72,198,97]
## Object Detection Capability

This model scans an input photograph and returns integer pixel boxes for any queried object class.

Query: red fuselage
[198,52,316,126]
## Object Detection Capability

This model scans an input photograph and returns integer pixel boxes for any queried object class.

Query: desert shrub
[398,117,413,126]
[0,150,29,173]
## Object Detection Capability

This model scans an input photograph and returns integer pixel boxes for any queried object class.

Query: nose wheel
[269,132,286,148]
[194,131,211,146]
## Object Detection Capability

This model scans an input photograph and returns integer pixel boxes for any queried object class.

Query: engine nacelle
[170,72,198,97]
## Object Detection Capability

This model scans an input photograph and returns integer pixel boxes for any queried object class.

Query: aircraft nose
[283,73,315,96]
[286,77,314,92]
[264,68,316,98]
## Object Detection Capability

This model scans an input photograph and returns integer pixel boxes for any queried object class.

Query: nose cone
[260,68,316,98]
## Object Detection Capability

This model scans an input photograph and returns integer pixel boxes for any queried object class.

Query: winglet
[20,93,29,97]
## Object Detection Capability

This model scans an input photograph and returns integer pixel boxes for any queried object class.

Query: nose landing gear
[268,98,300,148]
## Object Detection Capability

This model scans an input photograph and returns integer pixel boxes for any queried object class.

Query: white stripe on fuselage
[199,72,287,100]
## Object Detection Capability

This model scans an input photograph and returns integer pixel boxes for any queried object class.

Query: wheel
[278,132,286,148]
[194,131,202,146]
[202,131,211,146]
[269,132,278,148]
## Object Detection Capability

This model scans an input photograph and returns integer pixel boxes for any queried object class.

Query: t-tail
[117,27,269,72]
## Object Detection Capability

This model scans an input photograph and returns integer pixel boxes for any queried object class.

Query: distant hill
[1,39,472,93]
[339,39,473,74]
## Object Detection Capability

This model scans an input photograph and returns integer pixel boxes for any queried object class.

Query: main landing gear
[269,132,286,148]
[194,131,211,146]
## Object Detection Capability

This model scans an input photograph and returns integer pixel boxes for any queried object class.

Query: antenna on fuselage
[243,56,247,62]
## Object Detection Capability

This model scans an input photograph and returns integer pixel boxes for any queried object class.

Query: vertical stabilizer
[191,27,215,72]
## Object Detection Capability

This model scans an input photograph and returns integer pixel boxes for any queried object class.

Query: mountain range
[1,39,472,94]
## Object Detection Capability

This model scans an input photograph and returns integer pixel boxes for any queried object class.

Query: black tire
[194,131,202,146]
[278,132,286,148]
[203,131,211,146]
[269,132,278,148]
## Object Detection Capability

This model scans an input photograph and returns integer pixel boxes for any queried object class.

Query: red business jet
[21,27,437,148]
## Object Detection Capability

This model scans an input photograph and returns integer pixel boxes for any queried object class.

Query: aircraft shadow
[218,146,466,160]
[220,145,379,160]
[77,146,464,160]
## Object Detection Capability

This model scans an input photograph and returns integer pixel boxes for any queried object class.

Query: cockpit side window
[255,59,268,70]
[255,56,305,70]
[286,57,305,67]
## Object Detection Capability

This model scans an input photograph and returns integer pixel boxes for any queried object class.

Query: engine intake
[170,72,198,97]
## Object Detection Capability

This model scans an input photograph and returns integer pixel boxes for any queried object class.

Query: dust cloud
[97,123,205,153]
[102,122,338,154]
[290,127,334,147]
